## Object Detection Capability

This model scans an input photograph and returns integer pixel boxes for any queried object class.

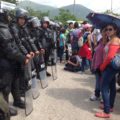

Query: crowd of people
[0,2,120,120]
[57,20,120,118]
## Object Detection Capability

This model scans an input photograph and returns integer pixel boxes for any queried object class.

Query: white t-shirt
[75,55,82,64]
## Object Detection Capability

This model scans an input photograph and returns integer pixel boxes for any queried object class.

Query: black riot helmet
[16,8,28,19]
[28,16,41,28]
[0,9,10,24]
[41,16,50,26]
[0,1,16,24]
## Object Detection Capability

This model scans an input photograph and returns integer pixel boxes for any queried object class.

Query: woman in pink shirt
[90,28,108,101]
[95,23,120,118]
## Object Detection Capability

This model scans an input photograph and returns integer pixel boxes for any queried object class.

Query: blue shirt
[59,33,65,47]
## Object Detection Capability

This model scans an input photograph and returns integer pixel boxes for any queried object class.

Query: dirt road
[11,64,120,120]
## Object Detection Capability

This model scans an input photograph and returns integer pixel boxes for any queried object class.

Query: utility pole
[73,0,76,15]
[111,0,113,13]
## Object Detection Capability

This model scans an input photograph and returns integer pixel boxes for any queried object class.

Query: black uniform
[9,23,28,56]
[8,23,29,106]
[0,22,25,119]
[41,28,53,68]
[17,24,38,53]
[30,27,43,77]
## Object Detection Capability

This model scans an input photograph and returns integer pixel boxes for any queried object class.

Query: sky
[20,0,120,13]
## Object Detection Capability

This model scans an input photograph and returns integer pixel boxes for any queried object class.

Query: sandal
[95,112,111,118]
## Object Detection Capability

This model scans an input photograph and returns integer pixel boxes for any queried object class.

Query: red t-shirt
[100,44,120,71]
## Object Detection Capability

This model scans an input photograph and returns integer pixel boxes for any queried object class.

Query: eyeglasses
[105,28,113,32]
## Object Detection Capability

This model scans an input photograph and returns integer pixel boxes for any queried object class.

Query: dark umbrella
[86,12,120,30]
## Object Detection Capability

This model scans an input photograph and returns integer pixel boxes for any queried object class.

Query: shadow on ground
[71,77,120,115]
[46,88,100,114]
[71,75,95,90]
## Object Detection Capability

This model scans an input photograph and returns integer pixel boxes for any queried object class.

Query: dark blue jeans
[59,46,64,62]
[81,57,91,72]
[101,65,118,113]
[95,72,101,97]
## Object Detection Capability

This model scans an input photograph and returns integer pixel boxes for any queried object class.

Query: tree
[26,7,49,19]
[54,9,77,25]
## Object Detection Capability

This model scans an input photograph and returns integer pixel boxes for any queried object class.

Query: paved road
[11,64,120,120]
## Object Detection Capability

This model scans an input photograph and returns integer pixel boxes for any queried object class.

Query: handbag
[117,73,120,86]
[111,53,120,70]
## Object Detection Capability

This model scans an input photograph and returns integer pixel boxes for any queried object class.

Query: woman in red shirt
[79,25,92,72]
[95,23,120,118]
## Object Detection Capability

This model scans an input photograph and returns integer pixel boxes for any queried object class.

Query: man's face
[69,23,74,29]
[43,22,48,28]
[18,17,25,26]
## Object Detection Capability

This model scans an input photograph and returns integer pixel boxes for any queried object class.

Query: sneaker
[90,95,100,101]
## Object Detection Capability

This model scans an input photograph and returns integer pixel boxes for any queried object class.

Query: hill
[18,0,56,12]
[62,4,93,20]
[18,1,93,20]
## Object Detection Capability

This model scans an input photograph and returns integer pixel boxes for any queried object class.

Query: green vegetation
[26,8,50,19]
[18,1,93,20]
[54,9,77,25]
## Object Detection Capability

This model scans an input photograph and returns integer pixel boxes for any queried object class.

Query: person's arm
[10,25,28,55]
[100,45,119,71]
[93,34,97,48]
[68,56,80,67]
[87,34,92,50]
[0,37,25,64]
[68,60,78,67]
[24,27,38,52]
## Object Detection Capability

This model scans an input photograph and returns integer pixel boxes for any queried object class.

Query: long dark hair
[106,23,120,37]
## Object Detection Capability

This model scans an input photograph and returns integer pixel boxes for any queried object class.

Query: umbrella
[86,12,120,30]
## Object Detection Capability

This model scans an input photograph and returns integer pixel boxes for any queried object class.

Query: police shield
[31,70,40,99]
[39,55,48,89]
[51,49,58,80]
[50,31,58,80]
[0,93,10,120]
[25,82,33,116]
[24,62,33,116]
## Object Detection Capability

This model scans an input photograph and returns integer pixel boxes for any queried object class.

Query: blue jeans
[59,46,64,62]
[101,65,118,113]
[95,73,101,97]
[72,41,79,52]
[81,57,91,72]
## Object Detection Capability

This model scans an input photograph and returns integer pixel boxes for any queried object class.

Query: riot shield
[25,83,33,116]
[51,49,58,80]
[24,62,33,116]
[0,93,10,120]
[39,55,48,89]
[50,31,58,80]
[31,70,40,99]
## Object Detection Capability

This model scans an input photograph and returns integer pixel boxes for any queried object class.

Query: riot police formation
[0,9,28,120]
[0,7,60,119]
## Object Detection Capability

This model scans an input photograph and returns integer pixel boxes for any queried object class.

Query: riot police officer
[28,16,45,78]
[15,8,39,96]
[0,9,28,120]
[41,16,54,76]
